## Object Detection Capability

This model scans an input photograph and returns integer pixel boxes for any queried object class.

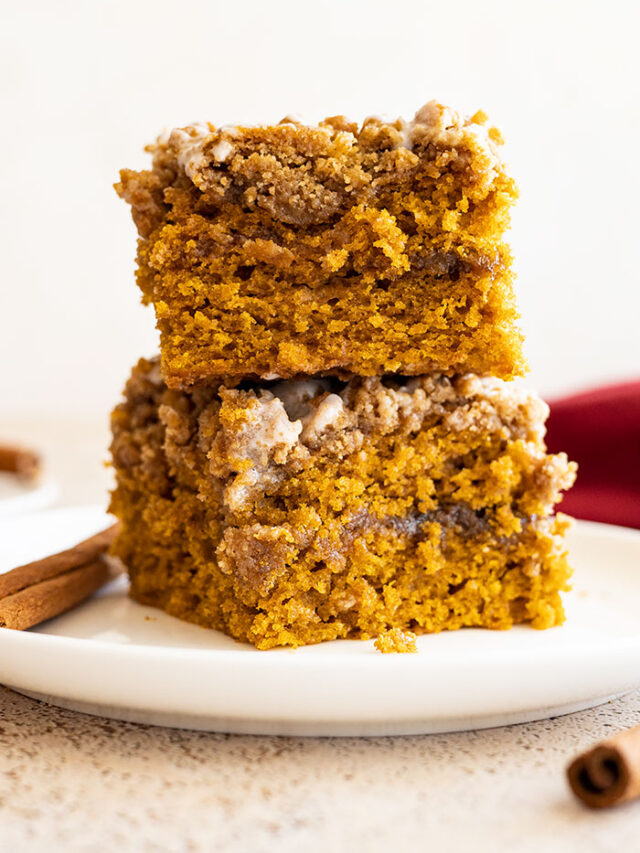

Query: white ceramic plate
[1,505,639,736]
[0,472,58,516]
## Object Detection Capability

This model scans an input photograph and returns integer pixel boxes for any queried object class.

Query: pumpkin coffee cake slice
[116,101,524,387]
[109,358,575,649]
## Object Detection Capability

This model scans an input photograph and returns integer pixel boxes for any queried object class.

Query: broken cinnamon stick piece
[0,524,119,599]
[0,444,41,481]
[567,726,640,808]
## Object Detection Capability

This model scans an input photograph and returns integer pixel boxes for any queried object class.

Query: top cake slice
[117,100,525,387]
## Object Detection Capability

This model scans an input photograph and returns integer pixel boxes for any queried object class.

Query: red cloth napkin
[545,380,640,529]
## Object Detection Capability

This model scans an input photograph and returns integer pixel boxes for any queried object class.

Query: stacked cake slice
[110,101,576,649]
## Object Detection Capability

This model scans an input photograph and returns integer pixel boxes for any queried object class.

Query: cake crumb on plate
[374,628,418,654]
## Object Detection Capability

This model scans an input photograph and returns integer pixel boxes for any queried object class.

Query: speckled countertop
[2,419,640,852]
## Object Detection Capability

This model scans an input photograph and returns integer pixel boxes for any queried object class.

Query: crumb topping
[166,101,502,195]
[168,123,211,179]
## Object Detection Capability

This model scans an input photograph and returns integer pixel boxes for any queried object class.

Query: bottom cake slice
[109,359,576,649]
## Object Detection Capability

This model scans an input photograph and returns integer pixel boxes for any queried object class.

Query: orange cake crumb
[374,628,418,654]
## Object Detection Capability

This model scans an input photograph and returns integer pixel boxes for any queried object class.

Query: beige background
[1,0,639,420]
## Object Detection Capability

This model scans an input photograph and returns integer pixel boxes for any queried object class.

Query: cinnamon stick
[567,726,640,808]
[0,525,118,599]
[0,524,121,630]
[0,444,41,481]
